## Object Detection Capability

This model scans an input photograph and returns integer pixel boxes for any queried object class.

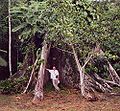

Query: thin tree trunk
[71,44,85,96]
[96,45,120,85]
[23,55,39,94]
[8,0,12,76]
[107,61,120,84]
[71,44,99,101]
[32,41,51,103]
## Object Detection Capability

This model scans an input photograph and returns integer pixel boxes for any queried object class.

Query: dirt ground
[0,88,120,111]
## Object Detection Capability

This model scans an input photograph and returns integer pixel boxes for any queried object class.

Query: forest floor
[0,88,120,111]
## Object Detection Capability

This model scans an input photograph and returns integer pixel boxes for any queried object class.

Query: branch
[105,80,120,87]
[82,44,102,69]
[53,47,73,54]
[0,49,7,53]
[82,54,93,69]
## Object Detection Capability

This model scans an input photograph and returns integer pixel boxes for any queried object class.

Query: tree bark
[32,41,51,103]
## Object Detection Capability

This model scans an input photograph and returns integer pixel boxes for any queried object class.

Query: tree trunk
[71,44,98,101]
[32,41,51,103]
[8,0,12,76]
[48,47,79,88]
[71,44,85,96]
[107,61,120,84]
[11,51,31,79]
[23,54,39,94]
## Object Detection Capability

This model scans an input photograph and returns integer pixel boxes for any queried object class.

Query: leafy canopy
[12,0,97,45]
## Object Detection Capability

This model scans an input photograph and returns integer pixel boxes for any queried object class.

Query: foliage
[11,0,47,42]
[0,1,8,38]
[94,2,120,55]
[92,2,120,75]
[0,77,28,94]
[11,0,120,77]
[11,0,98,59]
[0,0,9,58]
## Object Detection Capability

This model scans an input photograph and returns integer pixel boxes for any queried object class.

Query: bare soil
[0,88,120,111]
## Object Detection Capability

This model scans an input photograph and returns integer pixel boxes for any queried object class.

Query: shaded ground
[0,88,120,111]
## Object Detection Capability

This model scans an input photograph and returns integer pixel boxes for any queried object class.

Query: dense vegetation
[0,0,120,101]
[11,0,120,76]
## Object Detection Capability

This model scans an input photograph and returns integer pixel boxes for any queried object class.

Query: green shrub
[0,77,27,94]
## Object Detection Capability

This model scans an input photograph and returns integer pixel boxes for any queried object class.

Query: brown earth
[0,88,120,111]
